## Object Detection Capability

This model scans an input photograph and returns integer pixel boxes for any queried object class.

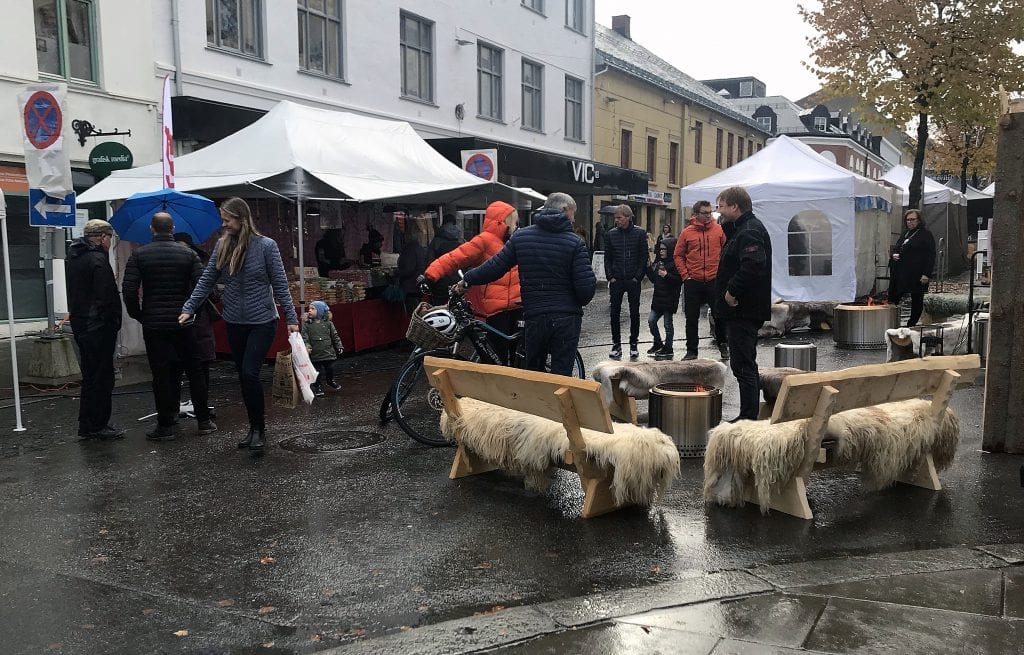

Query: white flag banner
[17,83,73,196]
[161,75,175,188]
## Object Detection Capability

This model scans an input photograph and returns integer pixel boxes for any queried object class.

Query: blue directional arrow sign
[28,188,76,228]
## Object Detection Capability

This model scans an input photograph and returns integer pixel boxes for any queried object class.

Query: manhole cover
[278,431,386,454]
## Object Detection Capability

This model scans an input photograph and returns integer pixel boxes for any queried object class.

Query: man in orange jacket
[424,201,522,360]
[674,200,728,360]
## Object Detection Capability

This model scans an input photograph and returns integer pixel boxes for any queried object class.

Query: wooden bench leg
[897,453,942,490]
[449,445,497,479]
[743,476,814,520]
[580,474,620,519]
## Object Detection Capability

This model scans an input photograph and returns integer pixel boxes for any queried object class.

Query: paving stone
[618,592,827,648]
[977,543,1024,564]
[804,596,1024,655]
[487,622,719,655]
[533,571,771,627]
[1002,566,1024,619]
[750,547,1003,589]
[711,638,838,654]
[798,568,1004,616]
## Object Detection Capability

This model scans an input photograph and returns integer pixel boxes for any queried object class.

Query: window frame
[297,0,344,80]
[521,0,544,15]
[399,11,435,103]
[35,0,99,83]
[737,137,745,162]
[646,135,657,178]
[757,115,772,131]
[668,141,679,185]
[564,74,584,142]
[739,80,753,97]
[787,210,833,277]
[620,128,632,169]
[477,42,504,121]
[521,59,544,132]
[715,128,723,168]
[693,121,703,164]
[814,115,828,131]
[748,140,754,158]
[206,0,265,59]
[727,132,734,167]
[565,0,585,34]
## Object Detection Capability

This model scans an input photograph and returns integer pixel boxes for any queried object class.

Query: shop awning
[79,101,492,204]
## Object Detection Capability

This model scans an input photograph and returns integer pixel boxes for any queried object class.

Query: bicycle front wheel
[391,351,460,447]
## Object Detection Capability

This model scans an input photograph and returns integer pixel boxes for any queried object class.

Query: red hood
[482,201,515,240]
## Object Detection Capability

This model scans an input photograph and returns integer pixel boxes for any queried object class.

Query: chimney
[612,15,631,39]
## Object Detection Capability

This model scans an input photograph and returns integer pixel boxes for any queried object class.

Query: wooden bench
[704,354,981,520]
[422,356,676,519]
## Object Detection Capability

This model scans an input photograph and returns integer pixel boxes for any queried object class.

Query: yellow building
[593,18,770,236]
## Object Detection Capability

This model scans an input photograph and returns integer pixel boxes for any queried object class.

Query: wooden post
[982,111,1024,453]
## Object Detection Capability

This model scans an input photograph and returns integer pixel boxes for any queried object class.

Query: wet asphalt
[1,285,1022,654]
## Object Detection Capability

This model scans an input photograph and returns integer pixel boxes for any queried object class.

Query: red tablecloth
[213,299,410,358]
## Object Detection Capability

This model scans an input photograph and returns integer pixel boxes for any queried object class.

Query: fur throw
[441,398,681,507]
[703,399,960,513]
[591,359,727,404]
[885,313,988,362]
[759,301,837,338]
[760,367,804,406]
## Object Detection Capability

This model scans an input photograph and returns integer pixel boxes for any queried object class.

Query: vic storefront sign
[569,160,598,184]
[89,142,134,180]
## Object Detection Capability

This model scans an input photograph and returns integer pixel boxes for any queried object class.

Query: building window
[739,80,753,97]
[748,140,754,158]
[478,43,503,120]
[814,115,828,131]
[756,142,763,152]
[566,0,585,32]
[206,0,264,58]
[693,122,703,164]
[297,0,343,78]
[521,0,544,13]
[521,59,543,131]
[668,141,679,184]
[400,12,434,102]
[737,137,745,162]
[715,128,723,168]
[647,136,657,178]
[788,210,833,276]
[564,75,584,141]
[620,128,632,168]
[757,115,772,131]
[35,0,97,81]
[727,133,734,167]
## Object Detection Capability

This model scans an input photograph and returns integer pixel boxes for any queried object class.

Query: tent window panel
[787,210,833,277]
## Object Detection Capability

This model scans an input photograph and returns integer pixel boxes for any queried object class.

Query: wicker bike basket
[406,302,458,350]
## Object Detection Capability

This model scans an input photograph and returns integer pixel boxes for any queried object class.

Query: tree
[926,109,997,191]
[799,0,1024,208]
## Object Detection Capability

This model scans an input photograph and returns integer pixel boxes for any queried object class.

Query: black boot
[248,426,265,452]
[237,426,256,449]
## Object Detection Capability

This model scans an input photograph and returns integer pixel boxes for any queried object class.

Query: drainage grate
[278,431,386,454]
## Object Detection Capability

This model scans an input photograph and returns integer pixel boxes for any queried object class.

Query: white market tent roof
[962,184,992,201]
[982,182,995,195]
[679,135,893,206]
[880,165,968,206]
[79,101,493,204]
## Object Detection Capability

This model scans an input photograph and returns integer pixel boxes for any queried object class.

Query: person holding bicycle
[423,201,522,362]
[454,192,595,376]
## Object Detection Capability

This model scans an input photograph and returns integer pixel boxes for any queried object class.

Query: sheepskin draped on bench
[441,398,681,507]
[704,399,960,512]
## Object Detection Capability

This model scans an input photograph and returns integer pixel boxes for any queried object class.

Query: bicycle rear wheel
[391,351,462,447]
[511,343,585,378]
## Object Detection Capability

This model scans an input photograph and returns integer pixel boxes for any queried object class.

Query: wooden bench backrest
[770,354,981,424]
[422,356,615,434]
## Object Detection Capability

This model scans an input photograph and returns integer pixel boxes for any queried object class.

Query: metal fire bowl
[833,303,899,350]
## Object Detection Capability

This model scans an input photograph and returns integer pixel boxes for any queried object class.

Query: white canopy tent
[680,135,893,302]
[982,182,995,195]
[881,165,970,276]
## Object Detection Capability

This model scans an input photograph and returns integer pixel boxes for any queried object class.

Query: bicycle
[379,288,585,447]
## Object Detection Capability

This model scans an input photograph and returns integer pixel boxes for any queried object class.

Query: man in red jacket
[674,200,728,360]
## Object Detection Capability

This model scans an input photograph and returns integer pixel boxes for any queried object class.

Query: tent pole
[0,192,25,431]
[297,196,306,313]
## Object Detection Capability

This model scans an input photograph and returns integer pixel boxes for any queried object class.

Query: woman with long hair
[179,197,299,452]
[889,208,936,327]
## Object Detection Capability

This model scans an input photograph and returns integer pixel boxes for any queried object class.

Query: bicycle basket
[406,302,458,350]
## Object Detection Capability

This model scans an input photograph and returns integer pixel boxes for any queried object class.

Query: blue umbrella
[109,189,221,244]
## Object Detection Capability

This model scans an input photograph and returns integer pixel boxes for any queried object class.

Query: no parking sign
[17,83,73,197]
[23,90,63,149]
[461,149,498,181]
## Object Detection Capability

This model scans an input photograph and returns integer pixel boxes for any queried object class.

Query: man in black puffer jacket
[714,186,772,422]
[603,205,648,359]
[122,212,211,440]
[457,192,595,376]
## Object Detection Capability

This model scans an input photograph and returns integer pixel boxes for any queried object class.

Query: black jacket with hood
[646,236,682,312]
[66,237,122,334]
[714,211,772,322]
[121,235,203,330]
[603,221,649,283]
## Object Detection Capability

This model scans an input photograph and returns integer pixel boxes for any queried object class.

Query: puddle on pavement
[278,431,386,454]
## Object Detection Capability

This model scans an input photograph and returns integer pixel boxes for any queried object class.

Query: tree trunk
[909,111,930,209]
[982,111,1024,453]
[960,153,969,194]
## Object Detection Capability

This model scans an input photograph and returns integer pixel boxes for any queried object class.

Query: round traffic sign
[465,153,495,181]
[24,90,62,149]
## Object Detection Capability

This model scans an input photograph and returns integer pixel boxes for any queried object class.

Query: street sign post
[28,188,76,228]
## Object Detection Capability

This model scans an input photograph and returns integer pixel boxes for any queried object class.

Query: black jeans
[225,320,278,429]
[312,359,336,386]
[724,317,762,420]
[143,328,210,427]
[890,290,924,327]
[74,327,117,434]
[609,279,641,347]
[485,308,525,365]
[524,313,582,376]
[683,279,727,353]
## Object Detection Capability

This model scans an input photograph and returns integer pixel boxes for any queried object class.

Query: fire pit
[833,302,899,349]
[648,383,722,458]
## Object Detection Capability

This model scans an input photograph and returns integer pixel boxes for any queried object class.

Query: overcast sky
[594,0,824,101]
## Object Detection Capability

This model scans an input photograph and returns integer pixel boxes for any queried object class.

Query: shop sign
[0,165,29,193]
[568,159,599,184]
[88,142,133,180]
